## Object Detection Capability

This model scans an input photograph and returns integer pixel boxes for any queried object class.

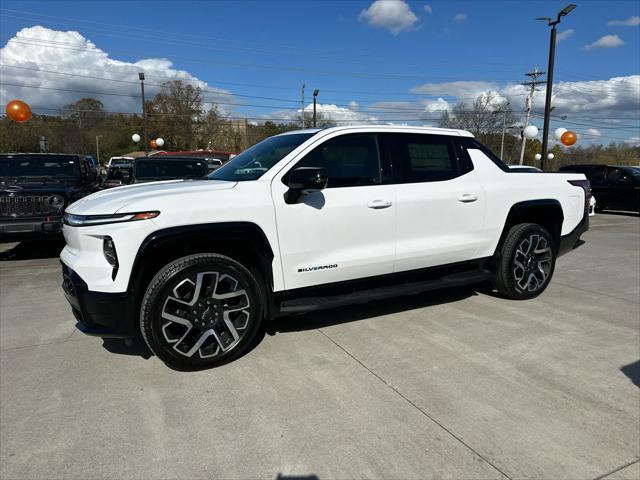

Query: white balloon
[131,133,141,143]
[523,125,539,139]
[534,153,542,161]
[554,127,567,141]
[547,153,555,160]
[156,138,165,147]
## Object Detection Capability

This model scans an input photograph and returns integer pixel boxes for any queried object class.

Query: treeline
[439,92,639,168]
[0,80,300,162]
[1,82,637,169]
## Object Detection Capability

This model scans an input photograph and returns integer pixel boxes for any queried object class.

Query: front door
[272,133,396,290]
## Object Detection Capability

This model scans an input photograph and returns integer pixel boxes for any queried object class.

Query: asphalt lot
[1,213,639,480]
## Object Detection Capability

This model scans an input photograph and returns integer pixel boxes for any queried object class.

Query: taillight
[568,179,592,213]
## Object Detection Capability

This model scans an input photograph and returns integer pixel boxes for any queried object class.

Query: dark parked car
[103,164,134,188]
[558,164,640,213]
[133,156,209,183]
[0,153,99,242]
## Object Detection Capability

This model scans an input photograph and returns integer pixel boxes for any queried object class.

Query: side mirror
[285,167,328,204]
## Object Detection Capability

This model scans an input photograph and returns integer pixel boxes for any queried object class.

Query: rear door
[385,133,486,272]
[605,167,636,210]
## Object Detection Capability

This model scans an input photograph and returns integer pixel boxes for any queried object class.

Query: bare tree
[439,92,516,137]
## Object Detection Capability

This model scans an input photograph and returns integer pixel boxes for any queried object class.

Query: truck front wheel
[140,253,263,370]
[493,223,556,300]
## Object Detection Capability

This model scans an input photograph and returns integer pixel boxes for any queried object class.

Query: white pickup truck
[60,126,590,369]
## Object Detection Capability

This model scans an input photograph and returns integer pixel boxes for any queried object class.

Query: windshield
[135,160,207,180]
[0,155,79,179]
[209,133,315,181]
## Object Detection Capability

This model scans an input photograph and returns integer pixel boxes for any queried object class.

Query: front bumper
[0,218,62,242]
[61,262,137,338]
[558,211,589,257]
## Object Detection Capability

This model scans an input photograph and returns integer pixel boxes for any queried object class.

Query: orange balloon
[5,99,32,123]
[561,130,577,146]
[150,139,157,149]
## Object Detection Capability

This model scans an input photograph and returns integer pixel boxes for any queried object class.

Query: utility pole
[500,101,510,161]
[301,83,306,129]
[537,4,576,170]
[139,72,148,157]
[519,68,546,165]
[96,135,102,164]
[313,89,319,128]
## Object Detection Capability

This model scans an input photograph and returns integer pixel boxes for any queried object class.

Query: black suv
[133,156,209,183]
[558,164,640,213]
[0,153,99,242]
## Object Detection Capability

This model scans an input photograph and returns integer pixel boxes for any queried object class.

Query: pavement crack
[317,328,512,480]
[0,329,83,352]
[593,458,640,480]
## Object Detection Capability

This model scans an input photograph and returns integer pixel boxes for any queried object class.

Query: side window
[585,167,605,185]
[394,134,458,183]
[293,134,381,188]
[607,168,630,184]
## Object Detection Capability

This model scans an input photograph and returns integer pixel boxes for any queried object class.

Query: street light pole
[95,135,102,164]
[139,72,148,157]
[301,83,306,129]
[313,89,319,128]
[538,3,576,170]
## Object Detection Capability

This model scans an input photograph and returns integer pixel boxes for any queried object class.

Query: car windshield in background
[209,133,315,181]
[0,155,79,179]
[135,160,207,180]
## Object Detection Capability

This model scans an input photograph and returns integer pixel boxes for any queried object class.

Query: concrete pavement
[1,214,638,479]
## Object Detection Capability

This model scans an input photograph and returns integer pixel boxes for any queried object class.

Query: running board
[278,269,493,314]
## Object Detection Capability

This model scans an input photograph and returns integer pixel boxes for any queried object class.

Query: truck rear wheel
[140,253,263,370]
[493,223,556,300]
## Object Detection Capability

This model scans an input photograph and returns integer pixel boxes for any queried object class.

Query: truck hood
[67,179,236,215]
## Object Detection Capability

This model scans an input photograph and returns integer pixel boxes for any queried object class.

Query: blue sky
[1,0,639,144]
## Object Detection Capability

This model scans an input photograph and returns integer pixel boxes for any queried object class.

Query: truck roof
[278,125,474,137]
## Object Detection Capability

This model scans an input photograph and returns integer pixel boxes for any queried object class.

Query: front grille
[0,195,53,217]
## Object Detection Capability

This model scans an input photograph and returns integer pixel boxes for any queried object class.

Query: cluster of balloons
[5,99,32,123]
[555,127,577,146]
[131,134,164,149]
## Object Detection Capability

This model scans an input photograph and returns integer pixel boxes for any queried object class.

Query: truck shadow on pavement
[0,239,65,261]
[270,285,481,334]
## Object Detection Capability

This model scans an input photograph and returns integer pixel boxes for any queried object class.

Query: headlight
[49,195,65,213]
[63,211,159,227]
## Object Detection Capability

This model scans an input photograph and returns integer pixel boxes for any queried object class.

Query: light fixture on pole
[139,72,148,157]
[537,3,577,170]
[312,89,320,128]
[95,135,103,165]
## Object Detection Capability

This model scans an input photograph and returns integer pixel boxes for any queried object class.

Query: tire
[493,223,556,300]
[140,253,264,370]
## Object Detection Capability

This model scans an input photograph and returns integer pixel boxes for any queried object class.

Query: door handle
[458,194,478,203]
[367,199,392,209]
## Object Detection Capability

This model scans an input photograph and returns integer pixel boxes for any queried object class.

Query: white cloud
[453,13,468,22]
[359,0,419,35]
[586,128,602,137]
[557,29,575,42]
[624,136,640,146]
[267,103,379,125]
[0,26,233,114]
[584,34,625,50]
[608,16,640,27]
[410,80,497,97]
[348,100,360,110]
[423,4,432,14]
